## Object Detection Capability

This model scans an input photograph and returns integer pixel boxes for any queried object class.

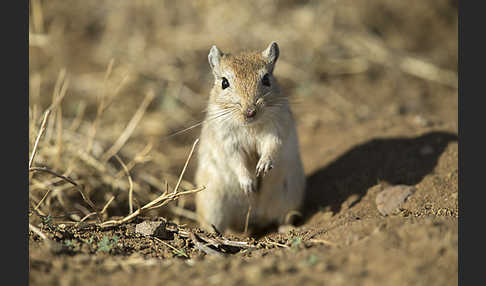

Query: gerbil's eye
[221,77,230,89]
[262,74,271,87]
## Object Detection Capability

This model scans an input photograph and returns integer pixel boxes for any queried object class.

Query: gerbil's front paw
[256,157,273,178]
[240,177,257,194]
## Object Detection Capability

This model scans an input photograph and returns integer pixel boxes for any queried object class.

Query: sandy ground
[29,82,458,285]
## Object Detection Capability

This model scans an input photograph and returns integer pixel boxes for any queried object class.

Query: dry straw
[29,63,205,233]
[99,138,203,228]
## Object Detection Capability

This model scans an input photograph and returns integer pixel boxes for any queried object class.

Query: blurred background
[29,0,458,224]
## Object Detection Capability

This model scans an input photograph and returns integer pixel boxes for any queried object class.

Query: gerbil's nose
[245,106,257,118]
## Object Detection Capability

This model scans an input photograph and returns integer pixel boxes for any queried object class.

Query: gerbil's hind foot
[240,177,258,194]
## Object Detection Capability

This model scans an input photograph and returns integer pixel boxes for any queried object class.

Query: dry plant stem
[173,138,200,223]
[101,90,156,162]
[78,195,114,224]
[160,172,195,190]
[29,223,47,240]
[101,195,115,214]
[55,103,63,169]
[244,193,252,234]
[51,69,66,103]
[196,234,254,250]
[33,189,52,213]
[153,237,188,258]
[29,167,101,222]
[47,77,70,112]
[264,238,289,248]
[115,142,153,178]
[146,187,204,210]
[86,59,115,153]
[218,239,253,249]
[46,69,68,143]
[104,58,116,83]
[99,187,205,228]
[75,186,101,222]
[190,232,225,257]
[196,234,221,248]
[69,101,87,131]
[65,142,146,194]
[173,138,200,194]
[78,212,97,223]
[30,174,73,192]
[29,167,78,186]
[114,155,134,214]
[29,109,51,169]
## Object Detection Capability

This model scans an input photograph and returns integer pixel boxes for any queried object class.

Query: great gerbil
[195,41,306,234]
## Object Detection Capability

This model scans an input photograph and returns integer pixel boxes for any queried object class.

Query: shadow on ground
[301,131,458,220]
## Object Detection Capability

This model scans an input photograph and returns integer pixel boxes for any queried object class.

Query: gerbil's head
[207,42,283,125]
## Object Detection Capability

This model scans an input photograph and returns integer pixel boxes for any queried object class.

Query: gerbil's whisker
[163,121,206,140]
[162,109,235,140]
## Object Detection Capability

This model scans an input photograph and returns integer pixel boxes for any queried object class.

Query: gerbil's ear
[262,41,279,73]
[208,45,223,74]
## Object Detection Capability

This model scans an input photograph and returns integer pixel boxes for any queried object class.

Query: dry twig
[190,232,225,257]
[33,189,52,213]
[102,90,156,162]
[264,238,289,248]
[29,110,51,169]
[114,154,134,214]
[99,186,204,228]
[153,237,189,258]
[244,193,252,234]
[29,166,101,222]
[173,139,199,194]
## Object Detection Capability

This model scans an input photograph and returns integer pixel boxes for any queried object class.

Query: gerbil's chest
[220,126,262,157]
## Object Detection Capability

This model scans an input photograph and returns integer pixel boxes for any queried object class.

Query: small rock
[70,214,81,222]
[414,115,432,127]
[135,221,172,239]
[375,185,416,216]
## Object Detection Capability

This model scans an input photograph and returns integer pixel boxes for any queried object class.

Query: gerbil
[195,41,306,234]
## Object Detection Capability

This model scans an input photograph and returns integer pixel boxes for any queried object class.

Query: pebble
[414,115,432,127]
[375,185,416,216]
[135,221,172,239]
